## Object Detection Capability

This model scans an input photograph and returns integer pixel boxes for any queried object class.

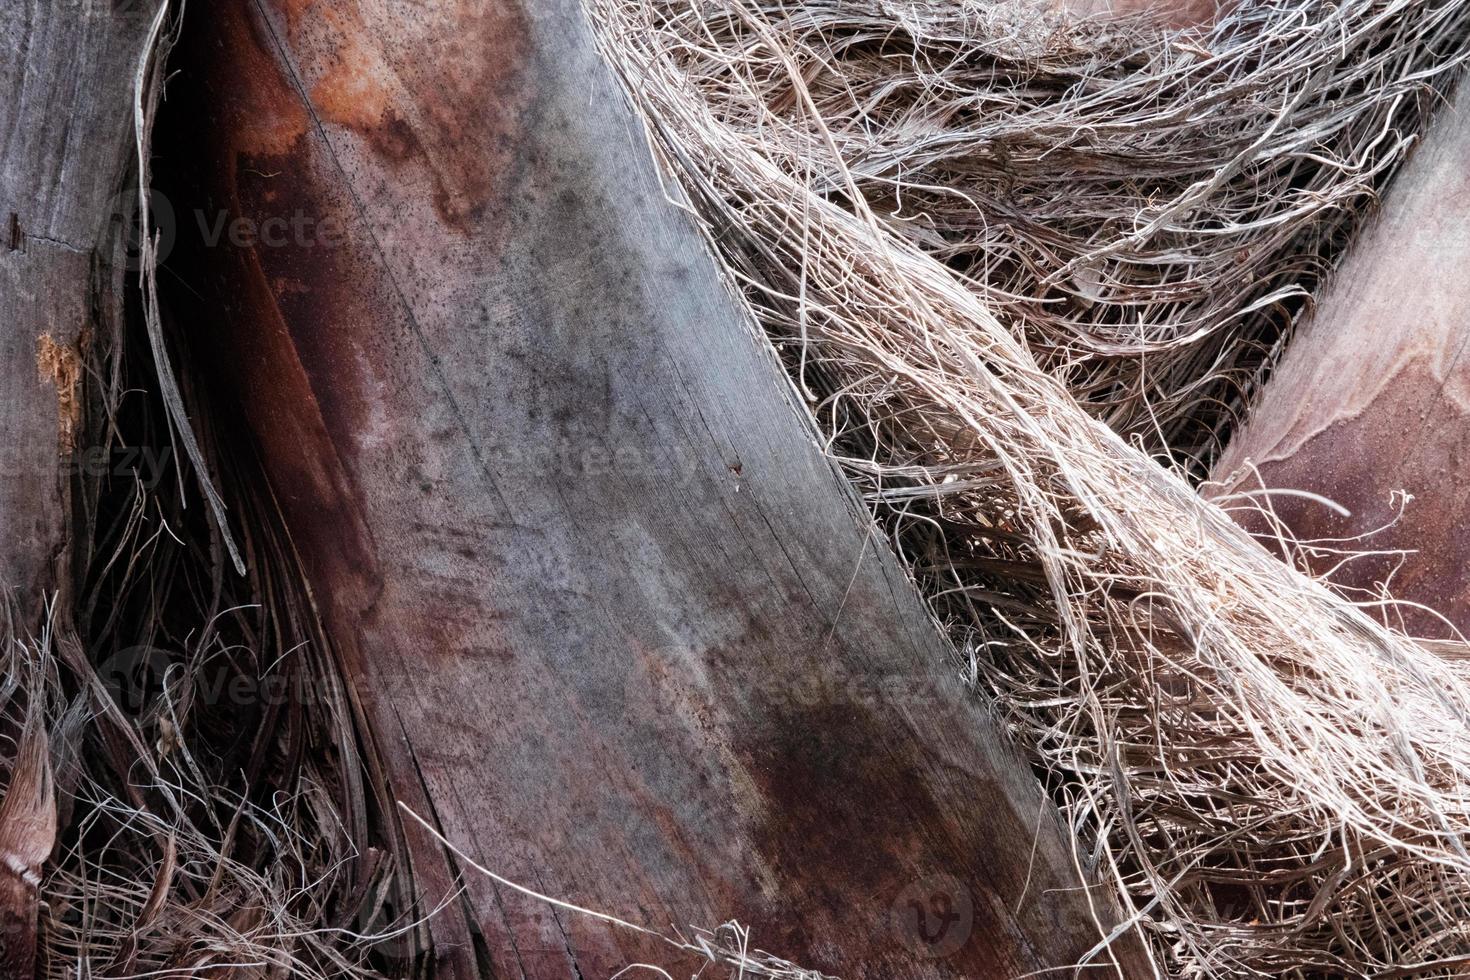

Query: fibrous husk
[598,0,1470,476]
[588,0,1470,975]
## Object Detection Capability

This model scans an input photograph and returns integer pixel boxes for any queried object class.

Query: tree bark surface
[0,2,158,610]
[1044,0,1223,27]
[0,5,163,976]
[1214,89,1470,640]
[171,1,1148,977]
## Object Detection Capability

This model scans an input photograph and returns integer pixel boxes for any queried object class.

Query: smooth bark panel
[1213,89,1470,640]
[1045,0,1223,27]
[173,1,1146,977]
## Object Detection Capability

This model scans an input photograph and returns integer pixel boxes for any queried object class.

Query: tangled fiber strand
[26,355,387,979]
[2,606,376,980]
[590,0,1470,975]
[604,0,1470,476]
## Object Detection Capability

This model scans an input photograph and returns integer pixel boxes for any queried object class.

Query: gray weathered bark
[0,2,164,975]
[168,0,1147,976]
[0,2,160,612]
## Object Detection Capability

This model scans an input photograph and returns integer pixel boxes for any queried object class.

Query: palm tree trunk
[154,0,1149,976]
[1213,87,1470,641]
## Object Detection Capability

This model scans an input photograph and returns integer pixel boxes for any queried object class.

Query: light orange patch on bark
[36,333,80,452]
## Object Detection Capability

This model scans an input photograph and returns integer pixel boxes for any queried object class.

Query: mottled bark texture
[160,0,1147,977]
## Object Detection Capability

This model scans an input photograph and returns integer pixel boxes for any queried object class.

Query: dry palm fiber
[18,320,390,980]
[589,0,1470,976]
[9,299,385,972]
[593,0,1470,477]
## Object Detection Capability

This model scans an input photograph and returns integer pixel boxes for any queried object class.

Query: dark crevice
[396,708,503,980]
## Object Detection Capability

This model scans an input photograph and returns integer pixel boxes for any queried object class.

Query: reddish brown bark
[1214,90,1470,640]
[1046,0,1226,27]
[163,1,1148,977]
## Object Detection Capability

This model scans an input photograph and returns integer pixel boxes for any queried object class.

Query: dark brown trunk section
[1214,89,1470,640]
[163,1,1147,977]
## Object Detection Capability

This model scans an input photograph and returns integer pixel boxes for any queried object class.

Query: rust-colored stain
[285,0,533,234]
[163,0,391,621]
[276,0,318,31]
[309,28,396,130]
[36,333,80,452]
[166,4,1141,978]
[163,0,541,707]
[216,5,311,156]
[194,0,535,485]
